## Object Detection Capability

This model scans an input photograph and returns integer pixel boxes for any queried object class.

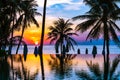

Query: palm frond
[55,39,61,53]
[76,70,94,80]
[31,15,39,27]
[66,33,78,36]
[86,61,102,78]
[72,15,99,21]
[50,37,57,44]
[64,28,73,34]
[90,23,102,39]
[68,37,77,45]
[108,22,120,47]
[75,19,98,32]
[110,20,120,32]
[86,19,102,40]
[110,57,120,78]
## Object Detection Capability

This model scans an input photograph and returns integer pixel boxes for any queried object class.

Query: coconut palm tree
[7,0,22,55]
[38,0,47,80]
[76,56,120,80]
[73,0,120,79]
[0,0,12,49]
[47,18,78,54]
[15,0,41,54]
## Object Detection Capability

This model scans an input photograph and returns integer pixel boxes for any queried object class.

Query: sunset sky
[14,0,120,45]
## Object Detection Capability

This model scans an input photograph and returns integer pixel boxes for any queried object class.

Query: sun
[35,41,38,45]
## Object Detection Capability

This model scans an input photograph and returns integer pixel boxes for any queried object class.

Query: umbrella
[85,48,88,54]
[92,45,97,58]
[23,44,28,61]
[34,46,38,57]
[77,48,80,54]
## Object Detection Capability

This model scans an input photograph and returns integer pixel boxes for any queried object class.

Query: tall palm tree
[73,0,120,79]
[16,0,41,54]
[47,18,78,54]
[0,0,12,49]
[38,0,47,80]
[8,0,22,55]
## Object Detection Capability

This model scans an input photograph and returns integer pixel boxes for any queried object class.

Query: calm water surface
[0,54,120,80]
[8,45,120,54]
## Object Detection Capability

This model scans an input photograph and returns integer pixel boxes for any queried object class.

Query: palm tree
[72,0,120,79]
[8,0,22,55]
[47,18,78,54]
[0,0,12,49]
[16,0,41,54]
[76,56,120,80]
[38,0,47,80]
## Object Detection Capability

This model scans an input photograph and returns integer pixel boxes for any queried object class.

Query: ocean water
[1,54,120,80]
[8,45,120,54]
[2,45,120,80]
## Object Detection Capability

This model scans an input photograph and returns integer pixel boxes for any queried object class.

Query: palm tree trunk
[19,54,27,80]
[103,39,106,80]
[9,29,14,55]
[103,39,105,63]
[16,27,25,54]
[103,25,106,80]
[10,16,15,80]
[103,20,109,80]
[39,0,47,80]
[106,39,110,80]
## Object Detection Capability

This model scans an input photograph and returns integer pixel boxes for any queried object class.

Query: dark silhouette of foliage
[73,0,120,79]
[48,18,78,54]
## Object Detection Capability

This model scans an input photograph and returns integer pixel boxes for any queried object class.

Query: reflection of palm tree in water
[11,55,39,80]
[0,56,10,80]
[48,54,76,79]
[76,55,120,80]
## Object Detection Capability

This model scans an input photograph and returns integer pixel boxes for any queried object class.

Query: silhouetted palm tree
[48,18,78,54]
[76,56,120,80]
[0,0,12,49]
[38,0,47,80]
[7,0,22,55]
[16,0,41,54]
[73,0,120,79]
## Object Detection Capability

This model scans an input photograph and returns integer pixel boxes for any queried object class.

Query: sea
[7,45,120,54]
[1,45,120,80]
